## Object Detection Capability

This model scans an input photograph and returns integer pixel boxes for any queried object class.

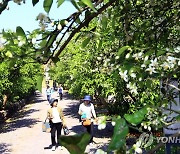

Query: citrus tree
[48,0,179,153]
[0,29,42,110]
[0,0,179,153]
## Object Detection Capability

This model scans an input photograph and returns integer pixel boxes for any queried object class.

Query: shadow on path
[0,143,12,154]
[88,143,113,154]
[34,92,47,103]
[0,107,40,133]
[0,118,41,133]
[63,103,80,119]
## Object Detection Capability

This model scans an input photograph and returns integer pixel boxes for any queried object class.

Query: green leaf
[97,39,102,51]
[176,115,180,122]
[75,33,82,42]
[32,0,39,6]
[82,37,91,48]
[36,75,43,92]
[124,107,148,125]
[117,46,130,57]
[102,16,108,29]
[156,50,166,57]
[57,0,65,7]
[59,133,91,154]
[47,33,58,47]
[5,51,13,58]
[81,0,96,12]
[16,26,26,38]
[0,1,8,14]
[43,0,53,13]
[71,0,80,11]
[75,17,81,24]
[39,40,47,48]
[146,79,152,88]
[108,118,129,152]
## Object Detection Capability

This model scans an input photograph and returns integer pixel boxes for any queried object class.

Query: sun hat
[83,95,91,101]
[49,98,58,105]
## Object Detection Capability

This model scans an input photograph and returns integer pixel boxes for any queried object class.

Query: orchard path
[0,90,112,154]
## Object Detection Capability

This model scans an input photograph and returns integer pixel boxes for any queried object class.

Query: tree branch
[53,0,118,61]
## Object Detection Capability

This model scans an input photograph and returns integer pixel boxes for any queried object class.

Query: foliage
[108,118,129,153]
[59,133,91,154]
[0,0,179,153]
[0,30,42,109]
[49,0,179,152]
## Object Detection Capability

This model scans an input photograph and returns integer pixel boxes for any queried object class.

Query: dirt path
[0,90,112,154]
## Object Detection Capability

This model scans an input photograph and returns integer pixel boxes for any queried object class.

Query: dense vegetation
[0,0,179,153]
[0,30,43,110]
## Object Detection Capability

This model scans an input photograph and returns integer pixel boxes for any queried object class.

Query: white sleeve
[91,104,96,119]
[78,104,82,115]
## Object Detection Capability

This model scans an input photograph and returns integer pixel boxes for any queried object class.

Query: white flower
[141,64,146,68]
[41,25,46,31]
[133,142,142,154]
[18,41,23,47]
[135,147,143,154]
[125,53,130,59]
[108,95,114,101]
[110,64,114,67]
[105,58,110,62]
[57,24,62,30]
[130,73,136,78]
[17,36,23,41]
[148,126,151,131]
[126,82,138,95]
[103,62,107,67]
[37,13,47,21]
[144,125,147,129]
[150,58,158,67]
[18,40,25,47]
[174,46,180,53]
[161,62,170,70]
[64,20,68,25]
[166,48,170,52]
[167,56,176,66]
[178,60,180,66]
[98,123,106,130]
[70,75,73,80]
[95,68,98,71]
[131,86,138,95]
[32,38,36,44]
[111,121,116,126]
[133,52,143,60]
[144,56,149,61]
[97,57,102,61]
[51,22,55,27]
[146,66,156,74]
[115,56,119,59]
[95,149,107,154]
[0,35,6,44]
[119,70,128,82]
[139,78,142,81]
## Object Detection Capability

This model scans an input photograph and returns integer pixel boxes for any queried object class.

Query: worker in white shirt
[78,95,97,144]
